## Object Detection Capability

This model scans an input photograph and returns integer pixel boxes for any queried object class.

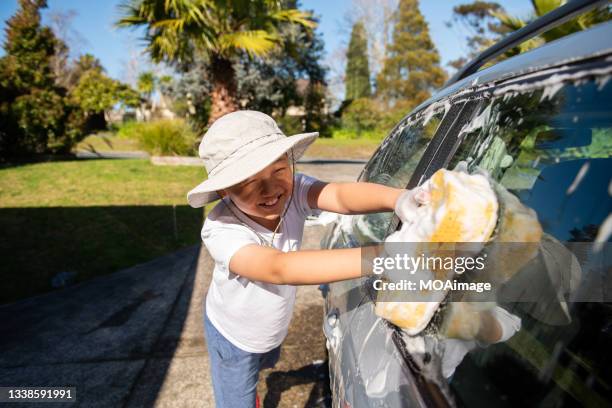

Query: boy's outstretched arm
[230,244,381,285]
[308,181,405,215]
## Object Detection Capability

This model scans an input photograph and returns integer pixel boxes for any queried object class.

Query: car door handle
[323,308,342,349]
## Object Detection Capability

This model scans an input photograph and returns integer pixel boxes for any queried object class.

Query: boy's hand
[440,302,483,340]
[440,303,520,344]
[394,187,430,224]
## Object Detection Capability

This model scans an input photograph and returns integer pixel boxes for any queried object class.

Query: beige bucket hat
[187,110,318,208]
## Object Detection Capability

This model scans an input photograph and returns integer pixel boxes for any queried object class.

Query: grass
[76,132,142,153]
[76,131,382,159]
[0,158,206,207]
[0,159,215,305]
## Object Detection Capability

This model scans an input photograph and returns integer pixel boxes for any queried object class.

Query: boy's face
[218,154,293,228]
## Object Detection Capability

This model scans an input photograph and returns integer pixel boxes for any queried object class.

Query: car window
[320,107,449,320]
[444,74,612,407]
[348,108,447,244]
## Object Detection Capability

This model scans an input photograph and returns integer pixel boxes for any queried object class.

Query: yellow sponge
[375,166,542,336]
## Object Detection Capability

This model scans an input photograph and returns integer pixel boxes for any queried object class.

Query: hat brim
[187,132,318,208]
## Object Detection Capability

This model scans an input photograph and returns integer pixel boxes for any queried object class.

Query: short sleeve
[293,173,323,218]
[201,220,259,275]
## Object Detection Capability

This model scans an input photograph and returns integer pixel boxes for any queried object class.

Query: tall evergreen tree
[345,21,371,101]
[0,0,67,156]
[446,1,506,70]
[376,0,446,109]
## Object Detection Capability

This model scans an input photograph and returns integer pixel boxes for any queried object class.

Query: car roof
[412,20,612,114]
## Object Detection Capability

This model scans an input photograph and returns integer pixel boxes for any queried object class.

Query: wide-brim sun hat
[187,110,318,208]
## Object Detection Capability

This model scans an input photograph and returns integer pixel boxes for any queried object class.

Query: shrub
[10,89,67,154]
[116,119,198,156]
[115,120,140,139]
[330,127,386,140]
[337,97,420,141]
[276,114,304,136]
[341,98,384,136]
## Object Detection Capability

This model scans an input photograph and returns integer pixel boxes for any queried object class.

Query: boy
[187,110,414,407]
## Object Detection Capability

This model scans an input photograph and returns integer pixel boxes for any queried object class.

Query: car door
[420,58,612,407]
[321,101,465,407]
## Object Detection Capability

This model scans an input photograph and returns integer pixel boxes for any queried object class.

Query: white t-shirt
[202,172,322,353]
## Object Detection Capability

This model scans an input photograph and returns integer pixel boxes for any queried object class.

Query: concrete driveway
[0,161,364,407]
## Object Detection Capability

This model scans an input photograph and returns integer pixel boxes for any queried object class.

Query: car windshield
[442,73,612,407]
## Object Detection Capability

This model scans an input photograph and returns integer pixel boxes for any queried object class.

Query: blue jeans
[204,312,281,408]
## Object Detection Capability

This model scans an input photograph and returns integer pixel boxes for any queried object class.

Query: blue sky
[0,0,532,88]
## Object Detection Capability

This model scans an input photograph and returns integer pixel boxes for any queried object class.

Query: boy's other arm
[308,181,405,215]
[229,244,381,285]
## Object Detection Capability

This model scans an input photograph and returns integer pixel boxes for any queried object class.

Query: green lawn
[0,159,213,305]
[76,132,142,153]
[76,132,381,159]
[1,158,207,207]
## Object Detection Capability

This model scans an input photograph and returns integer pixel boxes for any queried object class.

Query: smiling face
[218,153,294,230]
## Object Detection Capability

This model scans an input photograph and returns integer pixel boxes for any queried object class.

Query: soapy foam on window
[375,166,499,335]
[492,65,612,97]
[566,162,590,195]
[594,213,612,253]
[375,163,543,336]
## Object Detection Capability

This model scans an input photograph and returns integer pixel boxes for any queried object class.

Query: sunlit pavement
[0,161,364,407]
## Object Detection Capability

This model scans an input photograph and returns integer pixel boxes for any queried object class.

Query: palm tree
[492,0,612,55]
[136,71,156,121]
[117,0,316,124]
[137,71,156,103]
[137,71,155,98]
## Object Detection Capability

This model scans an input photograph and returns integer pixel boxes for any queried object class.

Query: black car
[321,2,612,407]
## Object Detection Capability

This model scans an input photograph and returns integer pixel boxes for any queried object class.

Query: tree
[137,71,155,103]
[47,8,88,89]
[341,97,383,136]
[237,8,329,133]
[165,3,328,133]
[71,54,103,80]
[0,0,68,156]
[116,0,316,124]
[446,1,507,70]
[303,81,328,135]
[70,68,139,130]
[163,61,211,129]
[376,0,446,109]
[345,21,371,101]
